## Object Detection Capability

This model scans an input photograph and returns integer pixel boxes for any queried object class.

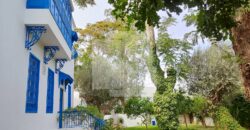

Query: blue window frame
[25,53,40,113]
[46,69,54,113]
[68,85,71,108]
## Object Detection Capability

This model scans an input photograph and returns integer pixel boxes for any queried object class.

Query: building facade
[0,0,85,130]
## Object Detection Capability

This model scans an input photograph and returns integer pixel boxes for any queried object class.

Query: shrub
[124,97,153,128]
[214,106,245,130]
[66,105,104,119]
[154,92,179,130]
[228,94,250,129]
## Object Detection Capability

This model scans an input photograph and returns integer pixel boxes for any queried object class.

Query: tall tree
[145,18,190,129]
[186,44,245,129]
[106,0,250,99]
[74,20,147,113]
[187,44,242,105]
[146,23,180,130]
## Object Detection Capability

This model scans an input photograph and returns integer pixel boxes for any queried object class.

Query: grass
[123,125,215,130]
[123,126,158,130]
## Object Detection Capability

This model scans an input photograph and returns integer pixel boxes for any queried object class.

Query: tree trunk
[183,114,188,128]
[200,117,207,128]
[145,24,176,94]
[145,23,179,130]
[189,113,194,124]
[231,12,250,100]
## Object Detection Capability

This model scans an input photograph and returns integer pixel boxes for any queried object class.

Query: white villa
[0,0,103,130]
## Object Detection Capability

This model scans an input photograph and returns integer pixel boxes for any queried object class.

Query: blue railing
[60,111,105,129]
[26,0,73,50]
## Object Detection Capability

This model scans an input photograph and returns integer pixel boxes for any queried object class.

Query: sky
[72,0,209,97]
[73,0,190,39]
[72,0,111,29]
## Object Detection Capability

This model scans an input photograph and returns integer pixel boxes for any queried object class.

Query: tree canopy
[124,97,154,129]
[74,19,147,113]
[187,44,242,104]
[107,0,249,40]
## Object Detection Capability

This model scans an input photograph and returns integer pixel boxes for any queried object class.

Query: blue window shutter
[68,85,71,108]
[26,54,40,113]
[46,69,54,113]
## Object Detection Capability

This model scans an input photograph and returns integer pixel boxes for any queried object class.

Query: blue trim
[68,85,71,108]
[46,68,55,113]
[71,31,78,42]
[26,0,73,50]
[44,46,60,64]
[71,48,78,59]
[55,59,67,73]
[59,71,73,88]
[25,26,46,50]
[26,0,49,8]
[60,111,105,129]
[59,88,64,128]
[25,53,40,113]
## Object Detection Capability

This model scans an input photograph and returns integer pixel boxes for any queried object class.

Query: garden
[70,0,250,129]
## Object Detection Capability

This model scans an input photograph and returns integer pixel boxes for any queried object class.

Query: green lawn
[123,126,158,130]
[123,125,215,130]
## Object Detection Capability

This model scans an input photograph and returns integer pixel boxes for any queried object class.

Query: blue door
[25,54,40,113]
[46,69,54,113]
[59,88,64,128]
[68,85,71,108]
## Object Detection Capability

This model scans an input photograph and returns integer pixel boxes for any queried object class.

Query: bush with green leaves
[191,96,210,127]
[227,94,250,129]
[175,92,193,127]
[124,97,154,129]
[114,104,124,114]
[66,105,104,119]
[214,106,245,130]
[154,92,179,130]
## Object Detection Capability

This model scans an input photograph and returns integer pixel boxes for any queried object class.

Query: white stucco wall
[0,0,76,130]
[104,114,156,127]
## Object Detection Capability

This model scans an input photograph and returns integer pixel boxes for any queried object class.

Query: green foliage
[102,119,115,130]
[124,97,153,127]
[123,126,159,130]
[187,45,245,129]
[157,18,191,79]
[214,106,245,130]
[77,20,125,40]
[145,18,191,130]
[114,104,123,114]
[176,93,193,115]
[66,105,104,119]
[123,125,216,130]
[190,96,211,126]
[194,0,249,40]
[146,18,191,94]
[75,54,114,111]
[74,0,95,8]
[75,20,147,113]
[191,96,209,116]
[227,94,250,129]
[108,0,249,40]
[187,44,241,104]
[154,92,179,130]
[108,0,185,30]
[176,95,210,128]
[124,97,153,118]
